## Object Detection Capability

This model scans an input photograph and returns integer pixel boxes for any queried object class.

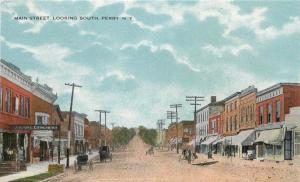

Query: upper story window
[5,88,11,113]
[259,106,263,125]
[234,101,237,110]
[276,101,280,122]
[0,85,2,111]
[35,112,49,125]
[267,103,272,123]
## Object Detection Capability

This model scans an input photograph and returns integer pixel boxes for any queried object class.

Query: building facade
[0,59,32,171]
[166,120,194,148]
[255,83,300,161]
[62,112,86,155]
[239,86,257,131]
[30,82,57,162]
[223,92,240,136]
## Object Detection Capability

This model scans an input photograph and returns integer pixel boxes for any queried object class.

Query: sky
[1,0,300,128]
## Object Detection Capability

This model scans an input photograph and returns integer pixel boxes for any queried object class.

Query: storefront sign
[12,125,59,130]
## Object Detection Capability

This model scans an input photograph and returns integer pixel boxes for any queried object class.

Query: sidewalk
[0,151,99,182]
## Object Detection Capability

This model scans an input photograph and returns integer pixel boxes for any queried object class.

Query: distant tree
[138,126,157,146]
[112,127,135,146]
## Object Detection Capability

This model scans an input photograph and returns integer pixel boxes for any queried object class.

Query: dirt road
[53,134,300,182]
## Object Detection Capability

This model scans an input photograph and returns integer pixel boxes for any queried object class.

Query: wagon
[99,146,112,162]
[74,154,93,171]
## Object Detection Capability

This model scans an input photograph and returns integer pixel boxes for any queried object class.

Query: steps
[0,160,26,174]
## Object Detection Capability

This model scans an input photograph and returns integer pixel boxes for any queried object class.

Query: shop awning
[224,129,255,146]
[212,137,225,145]
[254,128,284,145]
[201,135,218,145]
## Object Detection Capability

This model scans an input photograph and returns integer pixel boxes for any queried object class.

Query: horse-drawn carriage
[74,154,93,171]
[99,146,112,162]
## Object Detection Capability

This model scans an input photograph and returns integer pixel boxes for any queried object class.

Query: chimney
[211,96,216,103]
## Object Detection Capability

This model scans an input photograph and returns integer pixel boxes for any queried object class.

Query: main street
[51,134,300,182]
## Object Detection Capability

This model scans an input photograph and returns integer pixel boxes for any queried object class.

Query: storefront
[254,128,284,161]
[200,135,218,154]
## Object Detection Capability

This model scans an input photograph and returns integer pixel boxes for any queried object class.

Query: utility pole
[170,104,182,154]
[111,122,115,151]
[104,111,110,145]
[186,96,204,146]
[157,119,165,149]
[95,110,103,147]
[65,83,82,168]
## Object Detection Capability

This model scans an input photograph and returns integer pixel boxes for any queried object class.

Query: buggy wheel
[74,160,78,172]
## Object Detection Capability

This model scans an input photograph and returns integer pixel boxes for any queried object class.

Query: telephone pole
[186,96,204,147]
[111,122,115,151]
[65,83,82,168]
[95,110,110,146]
[170,104,182,154]
[157,119,165,149]
[95,110,103,147]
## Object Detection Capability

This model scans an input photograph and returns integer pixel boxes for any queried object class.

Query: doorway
[284,131,292,160]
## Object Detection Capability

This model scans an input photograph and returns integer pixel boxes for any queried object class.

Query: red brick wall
[239,92,256,130]
[255,85,300,126]
[0,77,31,130]
[208,113,221,134]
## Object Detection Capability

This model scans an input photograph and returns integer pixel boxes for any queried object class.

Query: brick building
[255,83,300,161]
[30,82,57,162]
[239,86,257,131]
[0,59,32,171]
[208,112,223,135]
[166,120,194,148]
[223,92,240,136]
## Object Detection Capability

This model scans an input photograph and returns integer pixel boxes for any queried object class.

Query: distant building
[196,96,224,152]
[61,111,86,155]
[166,120,194,149]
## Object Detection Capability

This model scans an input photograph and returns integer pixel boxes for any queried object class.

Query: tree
[138,126,157,146]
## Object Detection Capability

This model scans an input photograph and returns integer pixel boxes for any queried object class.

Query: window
[226,118,228,132]
[259,106,263,125]
[20,96,24,116]
[0,85,2,111]
[267,103,272,123]
[234,101,237,110]
[234,115,237,130]
[230,103,233,111]
[36,115,43,125]
[35,112,49,125]
[5,88,11,112]
[25,98,29,117]
[241,108,244,124]
[230,117,232,131]
[276,101,281,122]
[14,95,19,114]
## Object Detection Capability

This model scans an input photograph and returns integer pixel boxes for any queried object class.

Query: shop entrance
[39,141,48,161]
[284,131,292,160]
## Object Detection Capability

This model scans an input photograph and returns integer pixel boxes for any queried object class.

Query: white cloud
[120,40,201,72]
[98,70,136,82]
[1,37,92,94]
[202,44,253,57]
